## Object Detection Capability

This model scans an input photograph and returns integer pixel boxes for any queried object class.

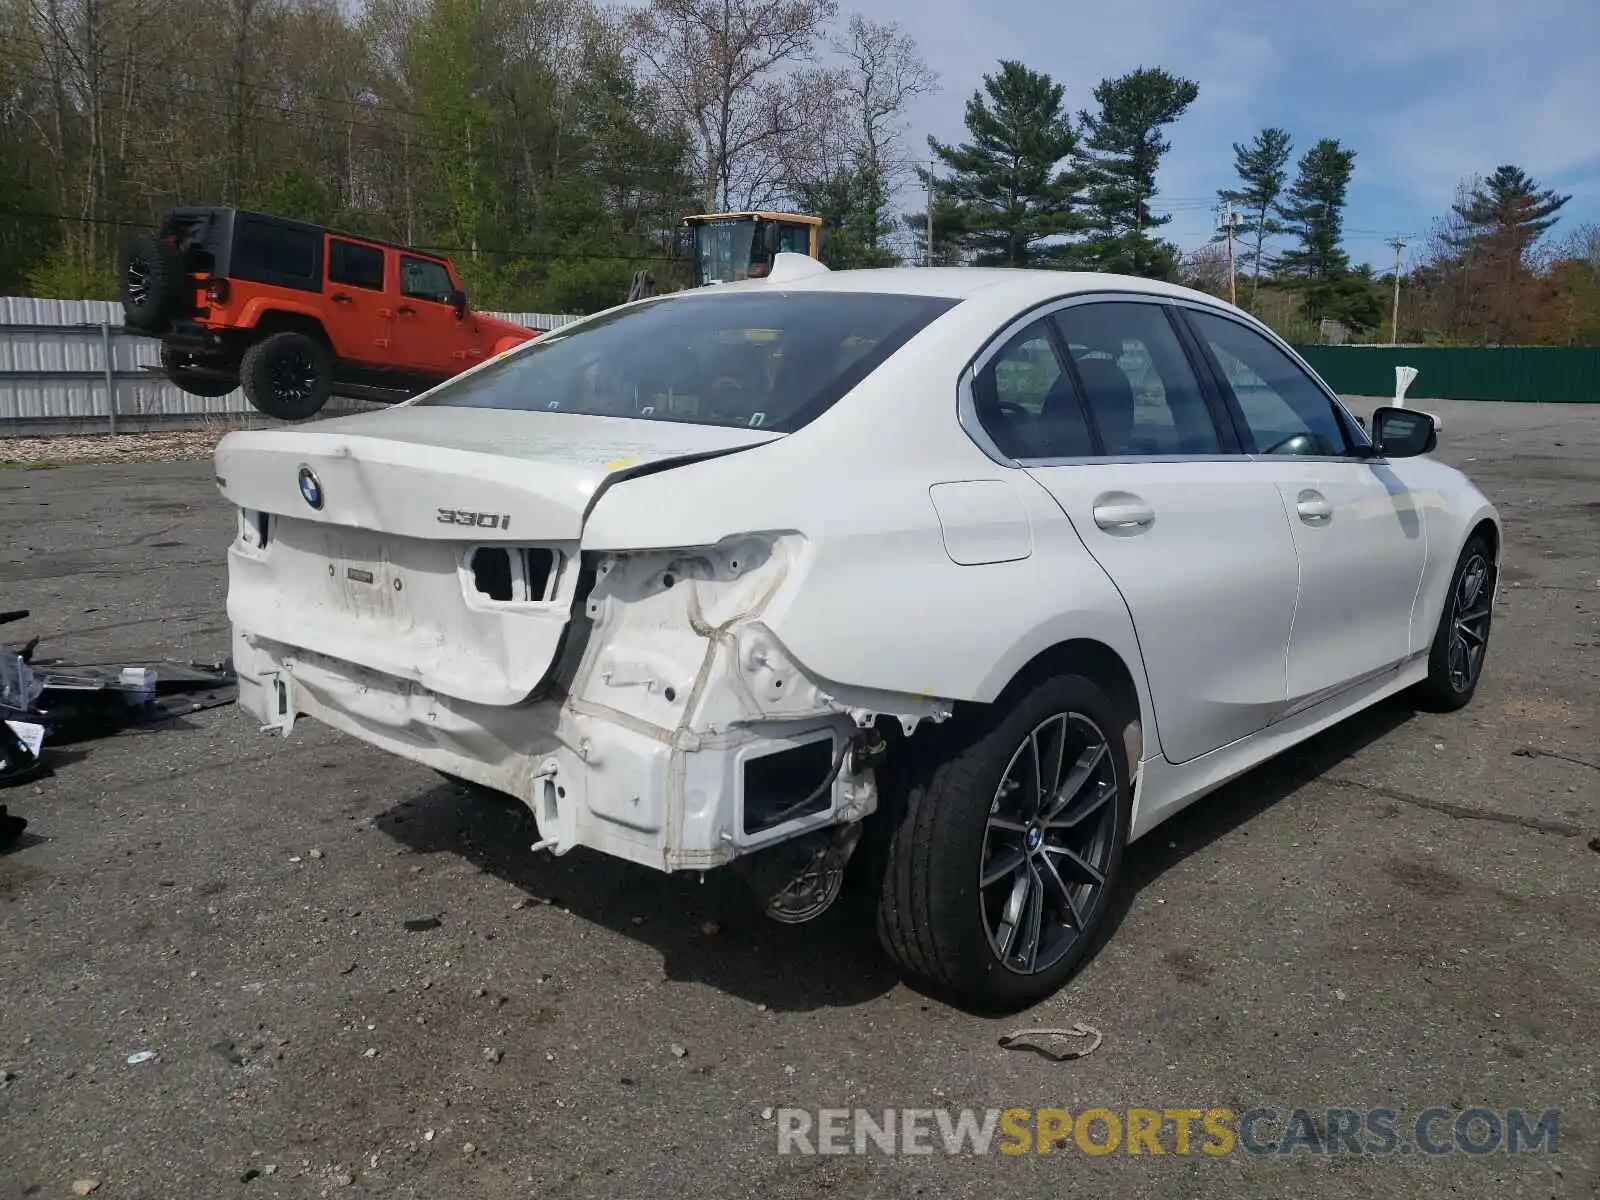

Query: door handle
[1296,490,1333,523]
[397,304,416,315]
[1091,497,1155,532]
[331,292,352,303]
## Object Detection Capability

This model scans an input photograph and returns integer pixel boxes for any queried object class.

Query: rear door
[1179,306,1428,708]
[324,236,394,367]
[396,253,475,377]
[976,296,1301,765]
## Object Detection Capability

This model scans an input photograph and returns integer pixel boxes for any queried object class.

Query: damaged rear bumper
[234,628,879,873]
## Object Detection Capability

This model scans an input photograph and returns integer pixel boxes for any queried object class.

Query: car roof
[689,264,1236,310]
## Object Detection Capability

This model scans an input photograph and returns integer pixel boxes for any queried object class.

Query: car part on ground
[216,263,1501,1010]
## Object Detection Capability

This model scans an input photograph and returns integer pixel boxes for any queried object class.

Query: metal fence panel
[0,296,584,428]
[1294,345,1600,404]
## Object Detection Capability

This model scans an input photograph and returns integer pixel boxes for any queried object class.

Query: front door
[396,254,473,377]
[973,298,1301,765]
[324,237,393,369]
[1181,307,1428,709]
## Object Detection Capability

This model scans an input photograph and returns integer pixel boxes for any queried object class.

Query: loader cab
[683,212,824,287]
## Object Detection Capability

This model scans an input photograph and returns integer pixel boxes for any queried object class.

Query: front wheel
[240,331,332,421]
[1412,534,1496,711]
[875,673,1132,1011]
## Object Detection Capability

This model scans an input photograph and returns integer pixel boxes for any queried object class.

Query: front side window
[1187,309,1355,456]
[416,291,958,432]
[1051,302,1222,455]
[401,256,453,304]
[971,318,1093,459]
[328,239,385,291]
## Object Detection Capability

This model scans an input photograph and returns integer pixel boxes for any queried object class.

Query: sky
[847,0,1600,271]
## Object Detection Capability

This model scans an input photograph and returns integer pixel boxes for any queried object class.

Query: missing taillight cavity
[468,546,561,603]
[523,548,556,600]
[743,738,836,833]
[471,547,515,601]
[239,508,271,550]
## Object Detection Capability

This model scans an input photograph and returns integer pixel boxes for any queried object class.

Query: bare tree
[1177,240,1229,299]
[831,15,936,192]
[627,0,836,211]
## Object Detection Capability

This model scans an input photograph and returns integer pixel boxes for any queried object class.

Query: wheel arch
[985,637,1151,768]
[242,305,332,348]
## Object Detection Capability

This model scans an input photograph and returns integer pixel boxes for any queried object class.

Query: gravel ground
[0,398,1595,1199]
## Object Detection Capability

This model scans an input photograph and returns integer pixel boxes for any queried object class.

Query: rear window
[414,291,959,432]
[232,216,318,286]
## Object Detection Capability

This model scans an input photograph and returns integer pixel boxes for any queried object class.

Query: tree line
[1,0,1595,344]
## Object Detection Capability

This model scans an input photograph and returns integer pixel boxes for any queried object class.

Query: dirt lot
[1,399,1595,1199]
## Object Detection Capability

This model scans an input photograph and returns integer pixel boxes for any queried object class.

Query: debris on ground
[2,611,237,792]
[70,1179,101,1196]
[0,430,227,468]
[403,917,442,932]
[996,1022,1104,1062]
[125,1049,157,1065]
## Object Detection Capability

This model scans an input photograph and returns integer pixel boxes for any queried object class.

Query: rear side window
[1051,302,1222,455]
[416,291,959,432]
[971,318,1094,458]
[329,239,386,291]
[232,216,318,288]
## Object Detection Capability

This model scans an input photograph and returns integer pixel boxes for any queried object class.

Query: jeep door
[395,254,475,378]
[325,236,395,369]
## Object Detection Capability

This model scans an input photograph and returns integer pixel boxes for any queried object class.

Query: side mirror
[447,288,467,317]
[1371,405,1438,458]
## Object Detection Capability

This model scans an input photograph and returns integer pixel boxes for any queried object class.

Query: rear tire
[119,233,185,332]
[160,345,237,398]
[875,672,1133,1012]
[1411,534,1496,712]
[240,331,332,421]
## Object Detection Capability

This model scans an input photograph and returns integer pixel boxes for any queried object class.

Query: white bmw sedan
[216,255,1500,1010]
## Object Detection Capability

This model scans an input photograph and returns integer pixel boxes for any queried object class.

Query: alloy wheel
[979,712,1119,975]
[126,257,150,306]
[1447,553,1493,692]
[270,349,318,406]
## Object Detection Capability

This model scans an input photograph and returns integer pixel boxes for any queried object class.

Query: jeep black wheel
[160,345,238,398]
[240,331,332,421]
[119,233,185,333]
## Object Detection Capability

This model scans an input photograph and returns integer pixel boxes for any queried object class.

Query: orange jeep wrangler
[118,207,541,421]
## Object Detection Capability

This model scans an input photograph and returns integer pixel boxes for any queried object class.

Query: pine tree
[911,60,1082,267]
[1216,127,1292,303]
[1075,66,1199,279]
[1274,138,1377,326]
[796,162,899,268]
[1447,165,1570,260]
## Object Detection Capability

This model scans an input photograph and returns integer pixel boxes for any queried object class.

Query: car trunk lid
[216,407,779,705]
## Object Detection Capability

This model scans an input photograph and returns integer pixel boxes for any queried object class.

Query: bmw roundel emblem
[297,465,323,509]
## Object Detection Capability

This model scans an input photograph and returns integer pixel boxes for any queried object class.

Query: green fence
[1290,345,1600,404]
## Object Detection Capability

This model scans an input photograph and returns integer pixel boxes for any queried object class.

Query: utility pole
[1220,200,1242,305]
[925,163,935,267]
[1387,237,1408,345]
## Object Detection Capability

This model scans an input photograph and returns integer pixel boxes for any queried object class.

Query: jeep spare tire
[119,233,185,332]
[240,331,333,421]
